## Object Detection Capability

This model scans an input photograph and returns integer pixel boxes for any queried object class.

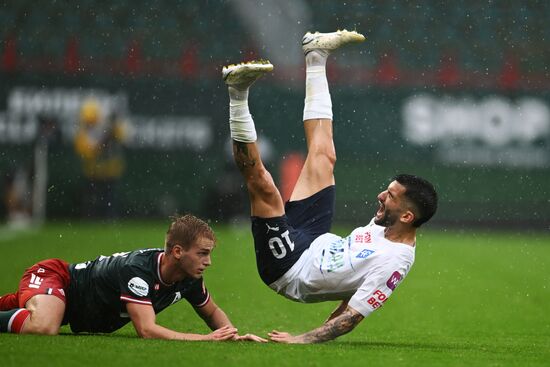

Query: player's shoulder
[128,248,163,258]
[121,248,162,270]
[345,219,377,238]
[351,218,377,231]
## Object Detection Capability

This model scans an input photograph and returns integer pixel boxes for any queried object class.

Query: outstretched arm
[194,297,233,330]
[127,302,237,341]
[269,305,364,344]
[325,298,350,323]
[195,298,267,342]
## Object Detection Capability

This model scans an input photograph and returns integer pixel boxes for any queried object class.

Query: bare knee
[22,318,60,335]
[324,148,337,168]
[41,325,60,335]
[32,324,60,335]
[309,142,336,169]
[247,168,279,198]
[22,295,65,335]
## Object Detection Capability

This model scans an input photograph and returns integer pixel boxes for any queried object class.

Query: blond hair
[165,214,216,251]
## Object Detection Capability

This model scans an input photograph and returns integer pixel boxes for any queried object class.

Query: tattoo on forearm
[302,309,363,343]
[233,142,256,170]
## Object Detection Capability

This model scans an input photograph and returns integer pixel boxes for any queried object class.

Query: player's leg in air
[223,30,364,215]
[222,60,283,219]
[291,30,365,201]
[0,259,68,334]
[223,31,365,287]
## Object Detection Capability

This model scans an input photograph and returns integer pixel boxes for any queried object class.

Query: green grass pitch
[0,221,549,366]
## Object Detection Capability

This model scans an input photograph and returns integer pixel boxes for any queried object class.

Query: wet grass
[1,222,549,366]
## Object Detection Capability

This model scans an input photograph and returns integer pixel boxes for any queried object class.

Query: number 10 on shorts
[268,230,295,259]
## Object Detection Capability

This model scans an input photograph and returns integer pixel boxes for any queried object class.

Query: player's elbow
[136,330,155,339]
[345,321,360,335]
[135,325,158,339]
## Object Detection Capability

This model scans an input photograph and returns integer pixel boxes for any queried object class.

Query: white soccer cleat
[222,60,274,88]
[302,29,365,55]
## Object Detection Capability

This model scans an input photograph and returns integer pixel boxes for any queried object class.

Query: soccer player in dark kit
[0,214,266,342]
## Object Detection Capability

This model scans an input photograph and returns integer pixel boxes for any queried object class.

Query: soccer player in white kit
[222,30,438,343]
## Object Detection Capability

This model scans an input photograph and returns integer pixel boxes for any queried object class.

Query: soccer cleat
[302,29,365,56]
[222,60,274,88]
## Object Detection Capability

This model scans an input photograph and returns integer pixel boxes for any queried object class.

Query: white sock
[228,86,257,143]
[303,50,332,121]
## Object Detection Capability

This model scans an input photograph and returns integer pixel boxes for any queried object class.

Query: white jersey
[270,218,415,317]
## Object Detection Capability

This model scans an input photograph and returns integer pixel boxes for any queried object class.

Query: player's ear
[400,210,415,225]
[171,244,184,259]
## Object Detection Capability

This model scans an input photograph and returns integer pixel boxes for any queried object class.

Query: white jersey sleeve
[348,259,409,317]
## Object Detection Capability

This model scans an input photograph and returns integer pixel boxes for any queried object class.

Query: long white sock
[228,86,257,143]
[303,50,332,121]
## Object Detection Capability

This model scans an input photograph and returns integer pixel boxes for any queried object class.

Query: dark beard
[374,210,397,227]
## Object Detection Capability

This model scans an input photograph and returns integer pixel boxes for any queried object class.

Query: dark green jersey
[64,248,209,333]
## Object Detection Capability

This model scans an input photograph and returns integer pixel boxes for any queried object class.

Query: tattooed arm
[268,306,364,344]
[325,298,350,323]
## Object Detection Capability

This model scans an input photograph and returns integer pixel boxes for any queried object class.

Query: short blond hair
[165,214,216,251]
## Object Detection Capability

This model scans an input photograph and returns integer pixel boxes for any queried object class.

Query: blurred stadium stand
[1,0,549,88]
[0,1,549,228]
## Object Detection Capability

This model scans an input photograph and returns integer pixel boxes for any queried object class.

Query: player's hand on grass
[268,330,304,344]
[233,333,268,343]
[206,325,239,341]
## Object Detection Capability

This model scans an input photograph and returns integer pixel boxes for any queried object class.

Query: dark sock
[0,309,30,333]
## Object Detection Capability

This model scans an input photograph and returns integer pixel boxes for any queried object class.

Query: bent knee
[309,144,336,169]
[23,321,60,335]
[325,149,337,167]
[247,168,279,197]
[36,325,60,335]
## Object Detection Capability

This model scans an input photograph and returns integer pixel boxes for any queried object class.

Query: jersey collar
[156,252,173,286]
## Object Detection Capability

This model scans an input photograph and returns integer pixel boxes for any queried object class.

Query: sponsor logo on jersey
[266,223,280,233]
[321,240,345,273]
[356,249,375,259]
[29,273,43,289]
[386,271,402,291]
[354,232,372,243]
[128,277,149,297]
[171,291,182,305]
[367,289,388,309]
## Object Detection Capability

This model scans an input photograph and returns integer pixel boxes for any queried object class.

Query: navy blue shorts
[251,185,335,285]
